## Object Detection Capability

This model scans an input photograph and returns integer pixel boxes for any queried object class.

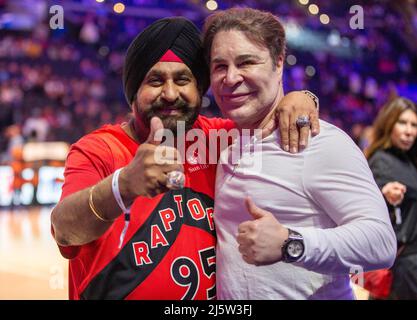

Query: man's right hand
[120,117,184,200]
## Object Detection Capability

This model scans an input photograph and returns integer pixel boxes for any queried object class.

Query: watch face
[287,240,304,258]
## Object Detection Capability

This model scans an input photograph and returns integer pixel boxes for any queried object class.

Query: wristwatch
[282,229,305,263]
[302,90,319,111]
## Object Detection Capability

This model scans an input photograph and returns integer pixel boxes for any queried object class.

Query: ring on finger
[296,115,311,128]
[166,170,185,190]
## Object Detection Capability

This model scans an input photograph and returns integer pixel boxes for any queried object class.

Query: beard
[138,97,200,136]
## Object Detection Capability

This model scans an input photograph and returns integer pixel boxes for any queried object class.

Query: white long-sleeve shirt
[214,120,397,300]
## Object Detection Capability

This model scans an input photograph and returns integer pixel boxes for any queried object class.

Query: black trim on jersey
[80,187,215,300]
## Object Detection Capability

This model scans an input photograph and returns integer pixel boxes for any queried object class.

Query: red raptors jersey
[56,115,234,300]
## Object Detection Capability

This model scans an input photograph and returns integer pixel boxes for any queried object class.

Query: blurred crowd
[0,0,416,164]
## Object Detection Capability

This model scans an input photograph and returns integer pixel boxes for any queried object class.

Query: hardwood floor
[0,207,68,299]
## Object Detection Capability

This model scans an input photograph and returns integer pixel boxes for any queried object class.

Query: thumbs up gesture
[119,117,184,200]
[237,197,289,265]
[146,116,165,146]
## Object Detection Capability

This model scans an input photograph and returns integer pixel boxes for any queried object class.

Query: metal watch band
[302,90,319,111]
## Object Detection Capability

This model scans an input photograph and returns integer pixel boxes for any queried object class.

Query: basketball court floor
[0,207,68,299]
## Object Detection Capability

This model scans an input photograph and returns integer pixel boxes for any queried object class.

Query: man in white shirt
[202,8,397,299]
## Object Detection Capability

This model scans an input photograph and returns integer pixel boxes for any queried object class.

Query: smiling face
[391,109,417,151]
[209,30,283,129]
[133,61,201,134]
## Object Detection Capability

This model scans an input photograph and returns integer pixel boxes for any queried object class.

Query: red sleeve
[55,134,115,259]
[194,116,236,132]
[60,135,114,200]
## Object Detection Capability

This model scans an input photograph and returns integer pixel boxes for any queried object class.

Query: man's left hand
[263,91,320,153]
[237,197,289,266]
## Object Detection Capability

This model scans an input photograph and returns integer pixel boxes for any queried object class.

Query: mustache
[137,97,200,133]
[151,98,189,112]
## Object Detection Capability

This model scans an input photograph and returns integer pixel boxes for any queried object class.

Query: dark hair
[365,97,417,166]
[202,8,286,66]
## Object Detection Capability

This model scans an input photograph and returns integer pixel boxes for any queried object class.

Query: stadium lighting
[206,0,218,11]
[113,2,125,14]
[286,55,297,66]
[305,65,316,77]
[320,14,330,24]
[308,4,319,15]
